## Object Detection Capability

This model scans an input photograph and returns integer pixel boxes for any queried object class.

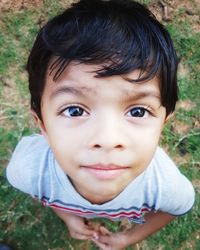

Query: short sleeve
[6,134,49,197]
[154,148,195,216]
[160,174,195,216]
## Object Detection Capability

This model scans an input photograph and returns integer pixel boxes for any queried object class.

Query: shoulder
[15,133,49,152]
[7,133,50,165]
[6,134,51,196]
[152,147,178,171]
[150,147,189,179]
[150,147,195,215]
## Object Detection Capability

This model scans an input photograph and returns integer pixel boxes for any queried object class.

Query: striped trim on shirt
[41,196,154,222]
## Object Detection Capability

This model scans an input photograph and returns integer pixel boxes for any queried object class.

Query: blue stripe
[36,195,155,213]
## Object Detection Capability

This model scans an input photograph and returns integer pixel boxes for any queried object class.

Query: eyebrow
[50,86,96,100]
[50,85,160,101]
[125,90,160,101]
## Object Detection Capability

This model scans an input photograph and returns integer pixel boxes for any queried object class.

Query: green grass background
[0,0,199,249]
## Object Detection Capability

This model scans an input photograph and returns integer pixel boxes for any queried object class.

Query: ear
[164,112,174,124]
[31,110,47,137]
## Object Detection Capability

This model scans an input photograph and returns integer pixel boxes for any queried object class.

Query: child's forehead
[48,61,159,84]
[44,62,161,102]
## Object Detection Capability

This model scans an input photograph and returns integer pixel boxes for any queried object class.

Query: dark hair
[27,0,178,120]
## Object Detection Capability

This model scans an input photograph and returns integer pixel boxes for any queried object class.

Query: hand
[65,213,97,240]
[92,211,175,249]
[92,226,129,250]
[52,209,98,241]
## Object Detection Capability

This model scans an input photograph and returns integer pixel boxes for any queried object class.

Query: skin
[34,62,174,249]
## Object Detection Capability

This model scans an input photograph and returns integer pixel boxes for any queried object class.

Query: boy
[6,0,195,249]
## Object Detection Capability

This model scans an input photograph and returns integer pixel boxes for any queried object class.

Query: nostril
[92,144,124,149]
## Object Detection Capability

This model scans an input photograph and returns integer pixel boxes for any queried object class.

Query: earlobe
[31,110,47,136]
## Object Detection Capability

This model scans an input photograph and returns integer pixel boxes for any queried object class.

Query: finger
[69,227,99,240]
[83,222,100,239]
[99,226,112,235]
[83,227,96,236]
[92,239,111,250]
[98,235,112,244]
[73,225,96,237]
[70,231,92,240]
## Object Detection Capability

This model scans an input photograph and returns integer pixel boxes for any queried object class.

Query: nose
[88,116,129,152]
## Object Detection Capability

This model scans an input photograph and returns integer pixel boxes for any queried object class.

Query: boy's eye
[127,107,149,118]
[62,106,88,117]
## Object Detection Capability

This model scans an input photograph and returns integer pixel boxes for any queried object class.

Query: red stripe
[43,201,151,218]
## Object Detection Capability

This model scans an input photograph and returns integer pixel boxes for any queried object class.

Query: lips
[82,164,130,180]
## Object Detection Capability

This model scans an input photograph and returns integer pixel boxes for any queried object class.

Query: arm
[126,211,175,244]
[93,211,175,250]
[52,208,98,241]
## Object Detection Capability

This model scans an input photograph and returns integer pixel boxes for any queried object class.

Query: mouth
[81,164,130,180]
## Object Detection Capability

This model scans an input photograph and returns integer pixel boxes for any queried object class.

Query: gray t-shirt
[6,134,195,224]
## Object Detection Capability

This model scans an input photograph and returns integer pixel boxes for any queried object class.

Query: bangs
[44,3,167,83]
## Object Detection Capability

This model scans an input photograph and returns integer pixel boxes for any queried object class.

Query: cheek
[128,122,163,162]
[51,143,78,173]
[132,122,162,141]
[51,138,79,159]
[131,129,160,168]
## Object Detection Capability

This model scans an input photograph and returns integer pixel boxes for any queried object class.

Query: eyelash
[59,104,153,118]
[59,104,89,118]
[126,105,153,118]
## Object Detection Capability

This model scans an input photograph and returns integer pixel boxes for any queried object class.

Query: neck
[78,186,116,205]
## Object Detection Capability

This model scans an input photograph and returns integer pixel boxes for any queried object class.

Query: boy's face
[38,62,167,204]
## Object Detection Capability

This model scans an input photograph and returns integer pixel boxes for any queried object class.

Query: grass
[0,0,199,249]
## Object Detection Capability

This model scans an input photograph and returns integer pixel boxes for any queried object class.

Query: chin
[91,183,124,200]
